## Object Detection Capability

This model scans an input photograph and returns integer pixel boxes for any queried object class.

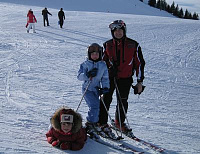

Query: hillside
[0,0,174,17]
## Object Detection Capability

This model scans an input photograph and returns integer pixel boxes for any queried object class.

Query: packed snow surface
[0,0,200,153]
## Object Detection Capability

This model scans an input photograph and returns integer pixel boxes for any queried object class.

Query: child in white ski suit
[77,43,109,129]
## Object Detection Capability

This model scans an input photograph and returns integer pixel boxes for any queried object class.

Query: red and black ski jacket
[103,37,145,82]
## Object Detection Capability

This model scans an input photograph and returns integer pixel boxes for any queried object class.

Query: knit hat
[60,109,74,123]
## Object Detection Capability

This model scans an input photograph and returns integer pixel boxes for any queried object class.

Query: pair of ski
[88,122,165,153]
[87,130,143,153]
[110,120,165,153]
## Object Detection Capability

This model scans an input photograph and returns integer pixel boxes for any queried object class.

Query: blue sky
[166,0,200,13]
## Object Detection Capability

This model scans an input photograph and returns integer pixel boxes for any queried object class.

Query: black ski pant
[43,17,49,26]
[59,18,64,28]
[98,77,133,125]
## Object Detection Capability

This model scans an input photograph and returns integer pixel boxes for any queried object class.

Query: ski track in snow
[0,2,200,154]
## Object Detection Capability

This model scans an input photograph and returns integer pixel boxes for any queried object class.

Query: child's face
[90,51,99,61]
[61,122,73,133]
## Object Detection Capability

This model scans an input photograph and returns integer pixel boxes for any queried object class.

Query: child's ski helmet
[88,43,103,61]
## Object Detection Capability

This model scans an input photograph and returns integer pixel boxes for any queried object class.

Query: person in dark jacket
[98,20,145,133]
[46,107,87,150]
[58,8,65,28]
[42,7,52,26]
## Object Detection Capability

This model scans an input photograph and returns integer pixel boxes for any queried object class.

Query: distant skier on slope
[58,8,65,28]
[26,10,37,33]
[46,107,87,150]
[25,9,32,28]
[42,7,52,26]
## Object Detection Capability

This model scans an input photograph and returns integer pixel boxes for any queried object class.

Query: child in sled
[46,107,87,150]
[77,43,110,132]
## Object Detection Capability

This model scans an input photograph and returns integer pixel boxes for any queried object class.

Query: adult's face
[113,28,124,39]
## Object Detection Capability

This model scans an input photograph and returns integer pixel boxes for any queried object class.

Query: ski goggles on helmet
[109,20,126,31]
[60,114,73,123]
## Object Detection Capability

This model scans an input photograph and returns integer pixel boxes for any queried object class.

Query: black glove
[99,87,109,95]
[86,68,98,78]
[132,85,145,95]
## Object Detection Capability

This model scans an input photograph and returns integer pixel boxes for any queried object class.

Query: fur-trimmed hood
[50,107,82,134]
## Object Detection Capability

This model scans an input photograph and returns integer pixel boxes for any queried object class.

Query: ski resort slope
[0,1,200,154]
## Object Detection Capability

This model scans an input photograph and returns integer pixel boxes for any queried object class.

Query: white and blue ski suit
[77,59,109,123]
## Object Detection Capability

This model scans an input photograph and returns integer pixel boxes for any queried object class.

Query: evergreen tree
[170,1,176,15]
[174,4,179,17]
[166,4,172,13]
[179,8,184,18]
[160,0,167,10]
[189,13,192,19]
[184,9,189,19]
[193,12,199,20]
[148,0,156,7]
[156,0,161,9]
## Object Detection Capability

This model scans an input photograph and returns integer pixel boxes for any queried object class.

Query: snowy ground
[0,1,200,154]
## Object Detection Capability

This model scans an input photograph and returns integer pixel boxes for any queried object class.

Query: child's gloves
[47,137,56,144]
[86,68,98,78]
[60,142,71,150]
[99,87,109,95]
[52,140,60,147]
[47,137,60,147]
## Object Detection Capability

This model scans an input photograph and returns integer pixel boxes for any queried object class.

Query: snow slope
[0,0,200,154]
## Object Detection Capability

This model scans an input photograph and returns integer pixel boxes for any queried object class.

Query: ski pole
[114,77,131,130]
[100,95,122,140]
[76,80,92,112]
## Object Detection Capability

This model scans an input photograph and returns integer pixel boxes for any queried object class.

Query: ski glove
[132,84,145,95]
[60,142,71,150]
[47,137,57,144]
[86,68,98,78]
[52,140,61,147]
[99,87,110,95]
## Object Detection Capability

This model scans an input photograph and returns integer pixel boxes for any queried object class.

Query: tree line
[141,0,199,20]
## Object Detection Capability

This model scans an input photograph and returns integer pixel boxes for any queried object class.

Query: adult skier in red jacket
[98,20,145,133]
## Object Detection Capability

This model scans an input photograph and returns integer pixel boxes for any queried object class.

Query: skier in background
[46,107,87,150]
[58,8,65,28]
[25,9,32,28]
[27,10,37,33]
[42,7,52,26]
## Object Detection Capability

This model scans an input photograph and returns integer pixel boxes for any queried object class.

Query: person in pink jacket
[25,9,32,28]
[27,10,37,33]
